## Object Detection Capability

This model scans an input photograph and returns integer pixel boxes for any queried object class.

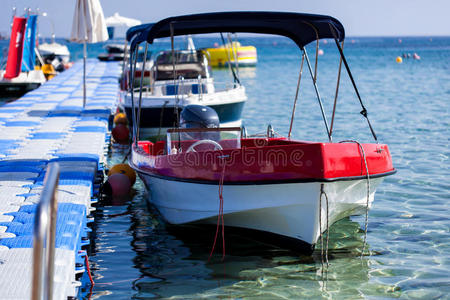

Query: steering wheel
[186,139,223,153]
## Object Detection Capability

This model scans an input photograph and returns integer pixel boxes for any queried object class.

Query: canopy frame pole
[329,24,378,142]
[121,39,128,85]
[329,40,344,140]
[303,47,331,142]
[220,32,240,85]
[129,45,139,145]
[232,33,240,77]
[136,42,148,145]
[302,21,320,83]
[83,39,86,108]
[170,22,180,128]
[288,53,305,139]
[228,33,239,79]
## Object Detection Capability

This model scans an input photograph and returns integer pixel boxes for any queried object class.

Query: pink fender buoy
[107,173,131,196]
[108,163,136,186]
[112,124,129,144]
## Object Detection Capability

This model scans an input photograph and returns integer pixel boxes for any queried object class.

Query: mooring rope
[319,184,330,269]
[339,140,371,257]
[85,254,95,286]
[208,158,227,261]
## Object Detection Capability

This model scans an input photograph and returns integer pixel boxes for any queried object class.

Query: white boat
[38,42,71,65]
[0,70,46,96]
[97,43,127,61]
[123,47,246,139]
[0,15,45,97]
[128,12,396,253]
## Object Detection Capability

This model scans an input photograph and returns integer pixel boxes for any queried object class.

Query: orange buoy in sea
[396,56,403,63]
[112,123,129,144]
[108,163,136,186]
[107,173,131,196]
[113,112,128,125]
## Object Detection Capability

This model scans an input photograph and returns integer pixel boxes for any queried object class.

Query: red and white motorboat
[127,12,395,251]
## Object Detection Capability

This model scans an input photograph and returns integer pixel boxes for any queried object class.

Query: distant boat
[38,12,71,69]
[97,43,127,61]
[205,41,257,67]
[38,42,71,65]
[0,15,45,97]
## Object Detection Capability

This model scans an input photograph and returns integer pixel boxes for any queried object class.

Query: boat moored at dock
[123,30,246,140]
[128,12,395,252]
[205,40,257,67]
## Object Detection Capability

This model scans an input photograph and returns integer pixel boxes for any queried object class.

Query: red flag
[4,17,27,79]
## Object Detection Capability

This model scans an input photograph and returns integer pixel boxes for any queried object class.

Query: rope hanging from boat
[339,140,371,257]
[329,24,378,142]
[85,254,95,286]
[319,184,330,268]
[288,53,305,139]
[220,33,240,85]
[208,158,227,261]
[329,40,345,141]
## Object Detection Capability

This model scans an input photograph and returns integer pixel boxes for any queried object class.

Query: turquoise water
[2,36,449,299]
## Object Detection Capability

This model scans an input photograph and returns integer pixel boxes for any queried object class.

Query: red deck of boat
[134,138,395,183]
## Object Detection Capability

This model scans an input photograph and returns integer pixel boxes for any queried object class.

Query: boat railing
[210,80,240,93]
[31,162,60,300]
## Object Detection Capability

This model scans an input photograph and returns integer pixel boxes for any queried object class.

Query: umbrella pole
[83,39,87,108]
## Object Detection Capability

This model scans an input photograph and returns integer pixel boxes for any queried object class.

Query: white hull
[139,173,383,245]
[0,70,46,85]
[123,83,247,109]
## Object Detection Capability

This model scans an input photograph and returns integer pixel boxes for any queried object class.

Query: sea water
[1,36,449,299]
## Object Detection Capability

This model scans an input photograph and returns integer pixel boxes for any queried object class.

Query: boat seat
[191,84,207,94]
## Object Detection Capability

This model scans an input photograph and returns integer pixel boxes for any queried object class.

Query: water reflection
[101,183,388,299]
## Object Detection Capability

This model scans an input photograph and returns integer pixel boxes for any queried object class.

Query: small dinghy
[128,12,395,252]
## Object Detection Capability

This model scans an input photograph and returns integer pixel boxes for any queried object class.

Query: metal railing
[32,162,60,300]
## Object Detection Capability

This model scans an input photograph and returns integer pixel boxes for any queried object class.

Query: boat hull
[138,172,383,246]
[122,85,247,139]
[0,81,41,97]
[124,101,245,127]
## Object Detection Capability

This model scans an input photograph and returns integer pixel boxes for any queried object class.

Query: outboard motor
[180,105,219,129]
[180,105,220,141]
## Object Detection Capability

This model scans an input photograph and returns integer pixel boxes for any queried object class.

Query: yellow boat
[205,41,257,67]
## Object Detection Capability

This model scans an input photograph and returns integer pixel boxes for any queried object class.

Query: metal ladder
[31,162,60,300]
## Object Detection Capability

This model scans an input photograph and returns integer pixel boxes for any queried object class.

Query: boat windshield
[154,50,208,80]
[166,127,241,154]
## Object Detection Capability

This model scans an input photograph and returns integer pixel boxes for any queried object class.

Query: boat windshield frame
[153,49,210,81]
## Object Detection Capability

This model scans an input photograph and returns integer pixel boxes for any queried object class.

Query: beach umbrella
[105,12,141,28]
[70,0,108,107]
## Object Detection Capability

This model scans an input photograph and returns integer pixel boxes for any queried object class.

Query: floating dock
[0,59,120,299]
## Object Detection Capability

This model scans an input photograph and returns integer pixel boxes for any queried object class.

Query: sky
[1,0,449,38]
